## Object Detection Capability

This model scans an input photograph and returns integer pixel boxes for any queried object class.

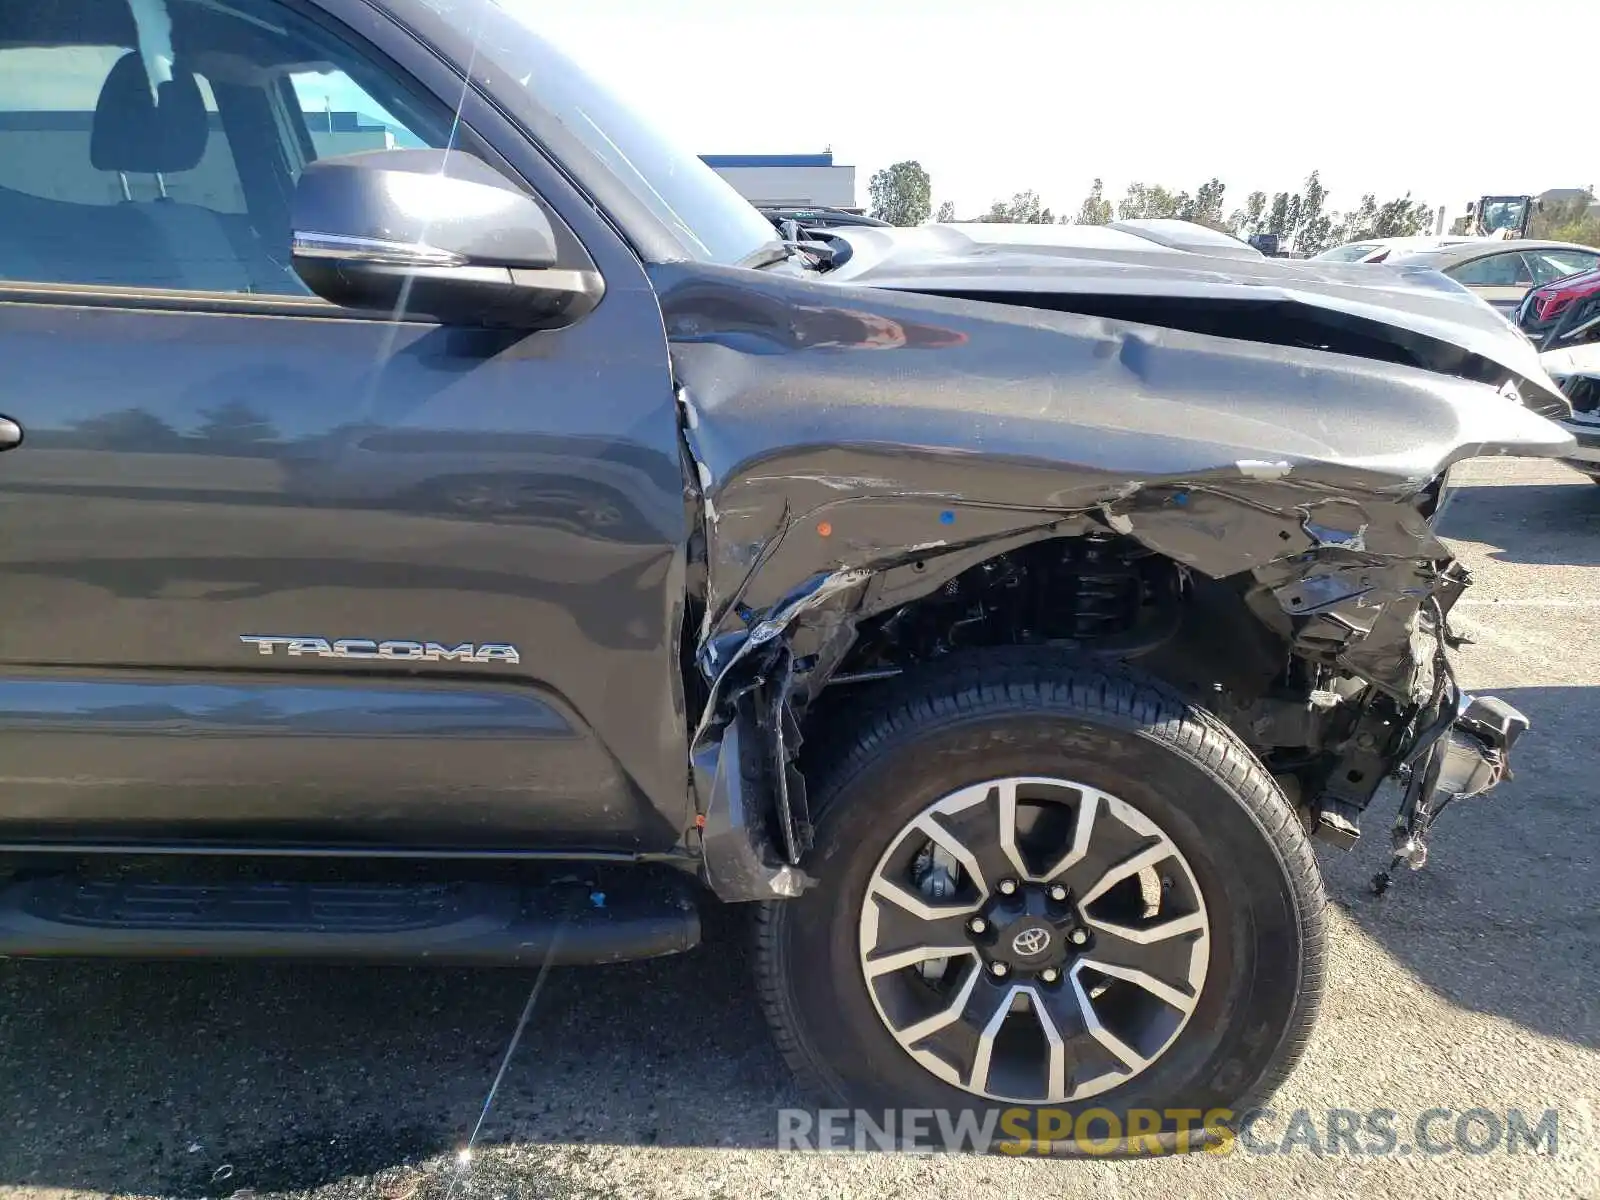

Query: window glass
[1314,243,1384,262]
[0,45,243,212]
[291,70,429,161]
[419,0,779,266]
[1448,253,1533,287]
[0,1,444,295]
[1526,249,1600,285]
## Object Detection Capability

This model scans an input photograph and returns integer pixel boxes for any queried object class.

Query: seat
[0,181,164,286]
[87,50,256,293]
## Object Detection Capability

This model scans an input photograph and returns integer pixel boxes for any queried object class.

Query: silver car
[1317,238,1600,311]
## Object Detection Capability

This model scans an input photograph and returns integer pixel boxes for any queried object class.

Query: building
[302,108,415,157]
[699,152,859,211]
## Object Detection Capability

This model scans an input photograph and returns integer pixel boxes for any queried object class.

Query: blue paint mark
[589,891,607,909]
[939,510,956,525]
[1173,493,1189,507]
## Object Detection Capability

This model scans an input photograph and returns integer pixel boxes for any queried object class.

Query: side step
[0,872,700,966]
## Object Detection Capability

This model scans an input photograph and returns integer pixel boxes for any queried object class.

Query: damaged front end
[654,254,1572,902]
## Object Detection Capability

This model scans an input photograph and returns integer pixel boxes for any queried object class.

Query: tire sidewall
[770,703,1311,1132]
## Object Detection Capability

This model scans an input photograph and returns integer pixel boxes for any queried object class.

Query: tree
[1329,195,1377,245]
[1052,167,1452,251]
[981,190,1054,223]
[195,399,279,445]
[1375,195,1434,238]
[1118,182,1182,221]
[934,200,957,223]
[1256,171,1333,253]
[1266,192,1290,237]
[1530,189,1600,246]
[1295,171,1334,255]
[1285,194,1303,241]
[1112,179,1228,230]
[1228,190,1268,237]
[867,160,932,227]
[1074,178,1113,225]
[1184,179,1228,230]
[1328,192,1436,244]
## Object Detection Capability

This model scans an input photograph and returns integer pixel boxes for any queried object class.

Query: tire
[754,652,1326,1153]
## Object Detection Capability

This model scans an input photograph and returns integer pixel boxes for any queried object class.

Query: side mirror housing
[291,149,602,328]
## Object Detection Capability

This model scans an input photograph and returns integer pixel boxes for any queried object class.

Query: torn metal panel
[659,259,1565,683]
[658,257,1570,895]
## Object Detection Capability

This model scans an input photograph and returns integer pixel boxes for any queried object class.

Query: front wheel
[755,655,1326,1152]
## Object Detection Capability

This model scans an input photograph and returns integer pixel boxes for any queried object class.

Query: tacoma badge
[239,636,520,664]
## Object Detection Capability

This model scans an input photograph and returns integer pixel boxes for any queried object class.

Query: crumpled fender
[654,261,1568,898]
[656,263,1569,686]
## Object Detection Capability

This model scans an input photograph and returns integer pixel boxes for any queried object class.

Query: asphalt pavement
[1,456,1597,1200]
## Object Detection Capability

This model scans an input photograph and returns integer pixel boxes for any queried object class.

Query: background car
[1516,265,1600,478]
[1518,264,1600,351]
[1320,239,1600,311]
[1313,235,1481,263]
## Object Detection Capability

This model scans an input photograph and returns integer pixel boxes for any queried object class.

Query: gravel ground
[2,456,1597,1200]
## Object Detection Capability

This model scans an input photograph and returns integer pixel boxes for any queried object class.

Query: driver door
[0,0,689,853]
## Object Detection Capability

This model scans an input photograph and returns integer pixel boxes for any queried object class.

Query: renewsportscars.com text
[777,1106,1562,1157]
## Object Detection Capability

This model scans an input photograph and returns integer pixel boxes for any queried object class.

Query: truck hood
[819,222,1570,417]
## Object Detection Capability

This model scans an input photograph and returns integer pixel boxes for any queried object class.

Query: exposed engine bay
[847,535,1184,668]
[821,530,1482,862]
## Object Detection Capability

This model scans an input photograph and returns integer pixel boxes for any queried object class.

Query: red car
[1518,265,1600,477]
[1518,264,1600,354]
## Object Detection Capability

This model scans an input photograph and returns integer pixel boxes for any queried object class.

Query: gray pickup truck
[0,0,1575,1144]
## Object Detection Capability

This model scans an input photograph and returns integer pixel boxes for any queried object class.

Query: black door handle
[0,416,21,451]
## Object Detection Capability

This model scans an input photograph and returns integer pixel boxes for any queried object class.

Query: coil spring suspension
[1033,536,1145,642]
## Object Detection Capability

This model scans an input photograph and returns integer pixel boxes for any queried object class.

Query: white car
[1313,236,1483,263]
[1316,238,1600,311]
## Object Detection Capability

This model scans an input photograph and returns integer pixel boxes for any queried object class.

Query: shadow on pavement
[0,905,795,1197]
[1436,478,1600,565]
[1319,684,1599,1055]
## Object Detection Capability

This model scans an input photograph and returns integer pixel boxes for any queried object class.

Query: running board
[0,873,700,965]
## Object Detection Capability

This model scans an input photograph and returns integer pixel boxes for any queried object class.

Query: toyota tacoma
[0,0,1576,1145]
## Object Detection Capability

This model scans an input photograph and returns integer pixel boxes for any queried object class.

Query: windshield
[1480,199,1529,235]
[421,0,778,265]
[1315,243,1384,262]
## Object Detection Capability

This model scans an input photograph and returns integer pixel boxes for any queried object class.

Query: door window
[0,45,245,213]
[0,1,446,295]
[291,71,430,161]
[1448,253,1534,287]
[1525,249,1600,285]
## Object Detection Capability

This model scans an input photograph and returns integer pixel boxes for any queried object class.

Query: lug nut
[1069,928,1089,945]
[968,917,988,935]
[998,879,1019,896]
[1040,967,1060,983]
[1048,884,1068,902]
[989,961,1010,978]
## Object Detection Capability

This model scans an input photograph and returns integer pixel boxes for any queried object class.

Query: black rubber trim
[0,874,700,966]
[0,282,431,322]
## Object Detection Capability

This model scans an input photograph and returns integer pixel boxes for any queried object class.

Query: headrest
[90,51,208,175]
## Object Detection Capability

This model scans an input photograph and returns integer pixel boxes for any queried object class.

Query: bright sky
[526,0,1597,221]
